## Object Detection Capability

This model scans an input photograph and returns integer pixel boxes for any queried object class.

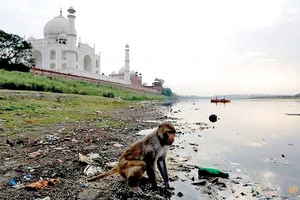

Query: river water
[156,99,300,199]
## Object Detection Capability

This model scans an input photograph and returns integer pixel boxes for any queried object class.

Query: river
[155,99,300,199]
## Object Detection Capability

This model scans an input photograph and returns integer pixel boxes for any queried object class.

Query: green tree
[0,29,34,71]
[162,87,172,97]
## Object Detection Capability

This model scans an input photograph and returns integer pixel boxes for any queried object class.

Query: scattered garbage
[198,167,229,179]
[235,168,242,173]
[177,192,184,197]
[230,162,240,166]
[9,178,17,186]
[251,185,264,198]
[45,134,60,142]
[113,143,124,147]
[192,147,198,152]
[34,197,51,200]
[24,174,33,180]
[84,165,103,176]
[26,178,59,190]
[28,151,42,158]
[209,114,217,123]
[9,178,25,189]
[191,180,206,186]
[79,153,103,176]
[262,157,289,165]
[78,153,93,164]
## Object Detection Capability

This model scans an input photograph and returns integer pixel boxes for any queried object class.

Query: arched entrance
[32,50,42,68]
[84,55,92,72]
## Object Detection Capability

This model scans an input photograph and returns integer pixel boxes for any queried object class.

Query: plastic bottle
[198,167,229,179]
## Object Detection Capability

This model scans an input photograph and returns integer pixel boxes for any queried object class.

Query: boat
[211,96,231,103]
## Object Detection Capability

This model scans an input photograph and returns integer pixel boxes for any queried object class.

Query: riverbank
[0,93,172,199]
[1,91,295,200]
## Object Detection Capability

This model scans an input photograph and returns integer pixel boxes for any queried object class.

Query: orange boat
[211,97,231,103]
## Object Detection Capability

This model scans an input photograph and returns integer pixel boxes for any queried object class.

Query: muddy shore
[0,102,175,200]
[0,100,287,200]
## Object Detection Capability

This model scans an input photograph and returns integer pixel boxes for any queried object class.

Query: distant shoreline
[249,96,300,99]
[177,95,300,100]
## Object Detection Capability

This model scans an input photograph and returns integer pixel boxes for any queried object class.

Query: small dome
[130,70,135,74]
[118,66,125,74]
[58,33,67,40]
[111,71,117,75]
[43,14,68,38]
[27,36,35,40]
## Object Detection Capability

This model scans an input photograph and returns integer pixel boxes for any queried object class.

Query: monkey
[87,122,176,194]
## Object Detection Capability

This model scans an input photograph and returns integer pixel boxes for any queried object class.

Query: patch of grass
[0,90,131,136]
[0,70,166,101]
[98,120,124,129]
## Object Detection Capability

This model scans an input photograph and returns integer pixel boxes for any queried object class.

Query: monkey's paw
[129,186,144,196]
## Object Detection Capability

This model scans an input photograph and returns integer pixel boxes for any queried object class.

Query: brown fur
[87,122,176,193]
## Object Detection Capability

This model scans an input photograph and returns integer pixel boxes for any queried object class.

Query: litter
[24,174,33,180]
[34,196,51,200]
[26,178,59,190]
[28,151,41,158]
[45,134,60,142]
[9,178,17,186]
[113,143,124,147]
[79,153,93,164]
[9,178,25,189]
[84,165,102,176]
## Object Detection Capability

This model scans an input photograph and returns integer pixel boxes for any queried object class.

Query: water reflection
[166,99,300,197]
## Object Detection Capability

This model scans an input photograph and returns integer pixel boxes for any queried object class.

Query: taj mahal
[27,6,136,86]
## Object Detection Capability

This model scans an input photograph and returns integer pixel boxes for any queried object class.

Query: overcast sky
[1,0,299,96]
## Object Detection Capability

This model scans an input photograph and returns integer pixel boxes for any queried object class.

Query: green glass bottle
[198,167,229,179]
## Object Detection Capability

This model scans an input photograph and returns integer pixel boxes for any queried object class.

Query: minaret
[124,44,131,84]
[67,6,77,69]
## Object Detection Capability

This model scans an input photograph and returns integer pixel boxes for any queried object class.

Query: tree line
[0,29,34,72]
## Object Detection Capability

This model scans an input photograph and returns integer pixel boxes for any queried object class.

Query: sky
[0,0,299,96]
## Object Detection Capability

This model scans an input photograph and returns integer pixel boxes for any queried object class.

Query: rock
[177,192,184,197]
[241,192,246,196]
[209,114,217,123]
[191,181,206,186]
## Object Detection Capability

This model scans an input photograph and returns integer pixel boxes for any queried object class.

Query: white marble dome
[43,14,68,38]
[118,66,125,74]
[58,33,67,40]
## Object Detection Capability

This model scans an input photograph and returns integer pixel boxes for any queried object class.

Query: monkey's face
[167,132,175,145]
[158,122,176,145]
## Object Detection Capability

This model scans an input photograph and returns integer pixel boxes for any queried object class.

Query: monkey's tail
[87,167,118,182]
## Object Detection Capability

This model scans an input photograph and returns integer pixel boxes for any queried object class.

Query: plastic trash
[26,178,59,190]
[24,174,33,180]
[198,167,229,179]
[209,114,217,123]
[34,197,51,200]
[84,165,102,176]
[9,178,17,186]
